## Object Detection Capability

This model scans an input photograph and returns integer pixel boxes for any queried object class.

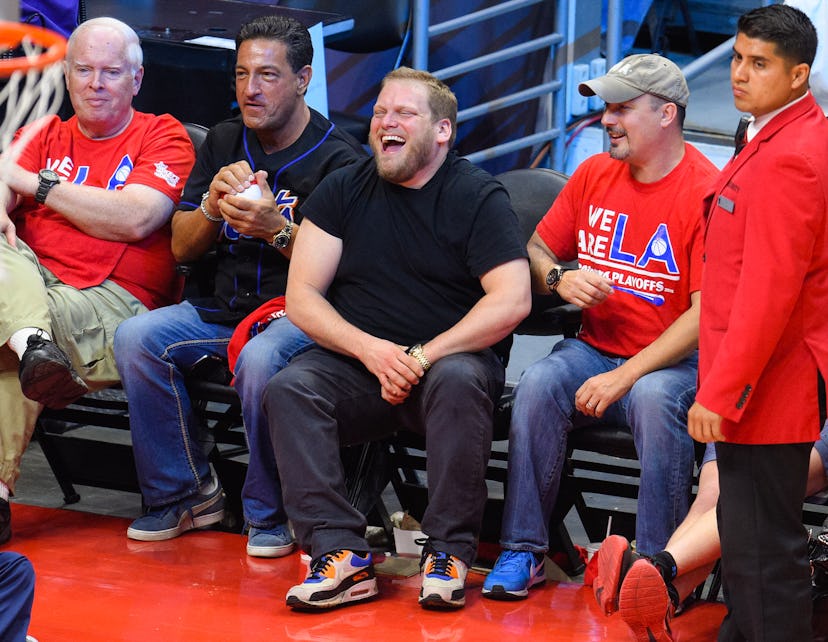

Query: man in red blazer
[689,5,828,640]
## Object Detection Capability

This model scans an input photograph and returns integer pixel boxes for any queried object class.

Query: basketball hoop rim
[0,20,67,77]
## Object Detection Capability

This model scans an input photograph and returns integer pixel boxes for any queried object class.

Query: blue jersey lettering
[608,214,636,264]
[637,223,678,274]
[107,155,134,190]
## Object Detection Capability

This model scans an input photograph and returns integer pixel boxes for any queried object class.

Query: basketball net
[0,21,67,171]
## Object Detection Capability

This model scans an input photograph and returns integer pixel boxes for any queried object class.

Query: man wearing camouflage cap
[482,54,718,602]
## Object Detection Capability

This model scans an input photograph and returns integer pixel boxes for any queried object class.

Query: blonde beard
[371,134,433,184]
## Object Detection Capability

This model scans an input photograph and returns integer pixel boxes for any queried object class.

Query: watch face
[35,168,61,203]
[272,220,293,249]
[39,169,60,183]
[545,268,561,287]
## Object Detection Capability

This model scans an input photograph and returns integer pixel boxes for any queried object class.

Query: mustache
[605,127,626,137]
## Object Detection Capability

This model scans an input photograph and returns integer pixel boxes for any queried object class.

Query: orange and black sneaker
[618,558,674,641]
[286,549,378,610]
[419,550,468,610]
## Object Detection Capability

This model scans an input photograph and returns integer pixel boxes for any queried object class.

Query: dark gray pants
[265,346,504,566]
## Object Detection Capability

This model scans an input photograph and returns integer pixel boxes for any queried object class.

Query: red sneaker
[618,558,673,641]
[593,534,638,615]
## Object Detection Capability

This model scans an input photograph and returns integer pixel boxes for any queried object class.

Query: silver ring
[586,402,593,408]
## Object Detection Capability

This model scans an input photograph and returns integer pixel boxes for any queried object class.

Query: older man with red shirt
[0,17,194,543]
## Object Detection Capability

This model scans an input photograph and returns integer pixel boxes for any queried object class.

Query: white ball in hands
[237,183,262,200]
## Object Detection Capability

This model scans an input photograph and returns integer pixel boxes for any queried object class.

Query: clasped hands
[363,339,428,405]
[205,161,287,238]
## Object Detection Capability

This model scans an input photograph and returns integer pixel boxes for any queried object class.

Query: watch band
[35,169,60,204]
[271,219,294,249]
[545,266,573,293]
[406,344,432,372]
[34,182,53,205]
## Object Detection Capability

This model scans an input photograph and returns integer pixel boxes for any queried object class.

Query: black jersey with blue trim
[179,108,365,325]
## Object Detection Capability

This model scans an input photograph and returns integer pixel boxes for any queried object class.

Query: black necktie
[734,116,750,156]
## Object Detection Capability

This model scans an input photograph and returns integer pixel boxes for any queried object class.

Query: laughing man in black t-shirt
[268,67,531,611]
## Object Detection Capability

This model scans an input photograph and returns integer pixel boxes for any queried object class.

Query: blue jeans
[0,552,34,642]
[500,338,698,556]
[812,421,828,482]
[114,301,313,528]
[233,314,314,528]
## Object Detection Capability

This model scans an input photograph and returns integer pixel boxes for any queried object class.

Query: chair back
[496,167,576,336]
[279,0,411,53]
[496,167,569,245]
[183,122,209,154]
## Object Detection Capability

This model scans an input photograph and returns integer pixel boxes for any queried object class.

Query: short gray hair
[67,17,143,74]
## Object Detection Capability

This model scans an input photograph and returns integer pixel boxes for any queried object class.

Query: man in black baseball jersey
[114,15,364,555]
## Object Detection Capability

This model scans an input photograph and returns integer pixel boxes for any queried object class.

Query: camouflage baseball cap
[578,53,689,108]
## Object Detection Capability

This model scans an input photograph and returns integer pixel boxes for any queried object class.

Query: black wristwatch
[545,266,574,293]
[35,168,60,204]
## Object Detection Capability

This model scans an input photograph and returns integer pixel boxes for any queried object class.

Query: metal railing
[410,0,570,170]
[407,0,775,171]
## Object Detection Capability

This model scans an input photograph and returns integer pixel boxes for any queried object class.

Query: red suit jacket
[697,94,828,444]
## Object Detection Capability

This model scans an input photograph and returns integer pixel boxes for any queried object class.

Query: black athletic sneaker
[18,331,88,408]
[810,529,828,600]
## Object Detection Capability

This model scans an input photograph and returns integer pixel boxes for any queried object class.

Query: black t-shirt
[301,152,528,358]
[180,109,364,325]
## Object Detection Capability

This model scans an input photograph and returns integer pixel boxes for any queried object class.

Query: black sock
[649,551,681,610]
[650,550,678,583]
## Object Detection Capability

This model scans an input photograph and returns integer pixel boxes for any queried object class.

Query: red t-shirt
[13,112,195,309]
[536,144,717,357]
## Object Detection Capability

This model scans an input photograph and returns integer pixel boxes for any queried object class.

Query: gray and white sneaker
[127,479,225,541]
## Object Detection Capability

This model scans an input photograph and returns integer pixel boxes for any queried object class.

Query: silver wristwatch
[270,219,294,249]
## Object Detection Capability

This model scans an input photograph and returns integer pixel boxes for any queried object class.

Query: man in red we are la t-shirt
[483,53,717,602]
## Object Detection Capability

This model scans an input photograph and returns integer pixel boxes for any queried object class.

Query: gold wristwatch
[406,344,431,372]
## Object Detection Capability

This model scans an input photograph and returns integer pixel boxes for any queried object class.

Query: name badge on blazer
[717,194,735,213]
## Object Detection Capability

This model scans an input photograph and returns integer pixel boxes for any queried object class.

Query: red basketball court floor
[3,503,726,641]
